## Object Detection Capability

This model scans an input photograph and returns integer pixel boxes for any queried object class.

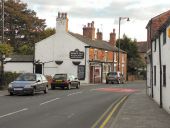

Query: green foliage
[116,34,145,74]
[1,0,46,54]
[1,72,20,89]
[18,44,33,55]
[0,43,13,55]
[40,28,56,40]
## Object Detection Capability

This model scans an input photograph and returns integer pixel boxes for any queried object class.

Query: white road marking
[67,113,75,118]
[0,108,28,119]
[40,98,60,106]
[90,89,98,91]
[67,91,82,96]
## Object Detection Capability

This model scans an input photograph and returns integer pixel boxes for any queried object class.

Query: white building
[34,12,121,84]
[4,55,33,73]
[147,16,170,113]
[4,12,127,84]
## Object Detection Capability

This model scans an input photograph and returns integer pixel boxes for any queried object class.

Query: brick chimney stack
[96,29,103,40]
[83,21,95,40]
[109,29,116,47]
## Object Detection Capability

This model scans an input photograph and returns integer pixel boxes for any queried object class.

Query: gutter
[150,21,154,98]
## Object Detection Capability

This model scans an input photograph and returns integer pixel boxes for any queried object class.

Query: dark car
[106,72,125,84]
[51,74,80,90]
[8,73,48,95]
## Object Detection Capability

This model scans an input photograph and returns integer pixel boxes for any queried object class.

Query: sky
[21,0,170,42]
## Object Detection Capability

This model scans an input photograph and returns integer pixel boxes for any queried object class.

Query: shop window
[163,65,166,87]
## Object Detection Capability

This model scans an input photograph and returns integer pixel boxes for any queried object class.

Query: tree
[0,0,46,54]
[116,34,145,74]
[0,43,13,55]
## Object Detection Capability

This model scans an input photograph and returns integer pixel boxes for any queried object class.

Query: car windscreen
[107,72,117,76]
[16,74,36,81]
[53,74,67,80]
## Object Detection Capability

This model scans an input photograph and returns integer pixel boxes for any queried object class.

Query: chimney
[96,29,103,40]
[109,29,116,47]
[56,12,69,32]
[83,21,95,40]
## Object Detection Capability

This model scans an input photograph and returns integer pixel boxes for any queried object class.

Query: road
[0,83,138,128]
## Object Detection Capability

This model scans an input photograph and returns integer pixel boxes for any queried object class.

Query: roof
[146,10,170,28]
[137,41,147,53]
[69,32,126,53]
[7,55,34,62]
[153,16,170,39]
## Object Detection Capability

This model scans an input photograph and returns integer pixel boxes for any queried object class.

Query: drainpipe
[150,23,154,98]
[158,34,162,108]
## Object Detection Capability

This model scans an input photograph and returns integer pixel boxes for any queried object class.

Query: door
[35,64,42,74]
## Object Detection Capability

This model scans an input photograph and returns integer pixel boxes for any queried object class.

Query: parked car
[106,72,125,84]
[8,73,48,95]
[51,74,80,90]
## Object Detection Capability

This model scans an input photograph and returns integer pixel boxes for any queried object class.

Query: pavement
[109,81,170,128]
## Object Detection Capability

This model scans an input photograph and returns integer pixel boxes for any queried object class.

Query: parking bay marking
[40,98,61,106]
[0,108,28,119]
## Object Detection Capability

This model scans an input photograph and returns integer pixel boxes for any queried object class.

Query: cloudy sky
[21,0,170,41]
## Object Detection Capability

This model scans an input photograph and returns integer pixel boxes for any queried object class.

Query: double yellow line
[91,95,128,128]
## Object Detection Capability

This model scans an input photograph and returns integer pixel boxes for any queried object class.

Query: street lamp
[118,17,130,71]
[0,0,5,86]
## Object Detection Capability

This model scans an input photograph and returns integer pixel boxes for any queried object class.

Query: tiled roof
[137,41,147,53]
[146,10,170,41]
[153,16,170,39]
[69,32,126,53]
[7,55,33,62]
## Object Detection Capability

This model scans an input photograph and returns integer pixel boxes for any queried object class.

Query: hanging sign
[70,49,84,59]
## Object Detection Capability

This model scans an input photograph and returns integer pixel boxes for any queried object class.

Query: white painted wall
[161,25,170,113]
[151,24,170,113]
[35,31,89,83]
[152,38,160,104]
[4,62,33,73]
[146,63,151,96]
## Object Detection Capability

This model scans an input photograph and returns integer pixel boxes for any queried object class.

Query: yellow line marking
[100,96,128,128]
[91,95,128,128]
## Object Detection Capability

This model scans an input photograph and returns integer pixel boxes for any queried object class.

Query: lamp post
[1,0,5,86]
[118,17,129,71]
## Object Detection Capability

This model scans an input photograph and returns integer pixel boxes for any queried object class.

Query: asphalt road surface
[0,83,137,128]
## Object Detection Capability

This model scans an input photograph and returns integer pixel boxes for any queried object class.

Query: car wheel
[31,88,35,96]
[67,83,71,90]
[9,92,13,96]
[44,86,48,94]
[76,83,80,89]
